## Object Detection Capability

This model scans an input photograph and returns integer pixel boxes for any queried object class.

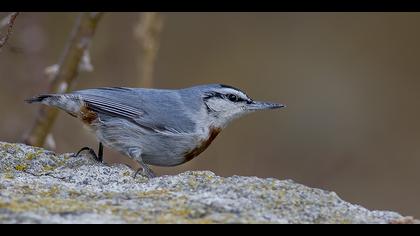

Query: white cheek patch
[205,97,246,127]
[206,98,237,112]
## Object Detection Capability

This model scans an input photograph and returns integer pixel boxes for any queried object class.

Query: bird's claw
[72,143,104,163]
[133,166,156,179]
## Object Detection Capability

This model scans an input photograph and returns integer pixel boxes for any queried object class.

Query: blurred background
[1,12,419,218]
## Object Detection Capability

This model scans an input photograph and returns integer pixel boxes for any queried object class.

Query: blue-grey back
[72,87,203,134]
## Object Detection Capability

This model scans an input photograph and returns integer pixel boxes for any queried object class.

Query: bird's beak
[247,101,286,111]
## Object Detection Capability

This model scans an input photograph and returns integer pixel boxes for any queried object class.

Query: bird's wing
[72,87,190,134]
[81,94,142,119]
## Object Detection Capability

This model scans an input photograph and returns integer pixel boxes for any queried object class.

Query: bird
[26,84,285,178]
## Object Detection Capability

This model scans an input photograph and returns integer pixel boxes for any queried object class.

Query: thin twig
[134,12,164,88]
[0,12,19,50]
[24,12,103,147]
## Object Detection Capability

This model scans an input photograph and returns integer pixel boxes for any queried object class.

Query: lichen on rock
[0,141,416,224]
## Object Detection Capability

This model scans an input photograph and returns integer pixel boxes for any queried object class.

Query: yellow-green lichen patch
[56,160,67,167]
[40,186,61,198]
[272,190,286,209]
[14,164,27,172]
[3,171,15,179]
[168,205,193,218]
[154,210,219,224]
[98,192,113,199]
[0,200,36,213]
[108,207,146,223]
[136,189,170,199]
[1,143,20,153]
[133,176,149,184]
[42,165,56,172]
[40,198,92,214]
[187,179,199,189]
[25,149,45,161]
[18,185,34,195]
[67,190,82,198]
[0,197,93,214]
[25,152,37,161]
[154,214,194,224]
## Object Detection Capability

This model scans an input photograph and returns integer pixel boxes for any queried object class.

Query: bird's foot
[72,143,104,163]
[133,164,156,179]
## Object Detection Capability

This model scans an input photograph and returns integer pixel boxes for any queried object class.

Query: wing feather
[71,88,186,134]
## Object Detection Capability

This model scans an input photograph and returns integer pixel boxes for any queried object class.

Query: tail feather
[25,94,54,104]
[25,93,82,116]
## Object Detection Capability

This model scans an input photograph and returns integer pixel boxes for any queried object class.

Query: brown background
[1,13,419,218]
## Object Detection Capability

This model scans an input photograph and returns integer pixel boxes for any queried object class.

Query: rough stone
[0,141,416,224]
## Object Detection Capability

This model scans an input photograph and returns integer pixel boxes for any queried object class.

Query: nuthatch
[26,84,285,178]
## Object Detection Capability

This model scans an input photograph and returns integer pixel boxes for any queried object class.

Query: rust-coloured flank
[79,106,98,124]
[183,127,222,162]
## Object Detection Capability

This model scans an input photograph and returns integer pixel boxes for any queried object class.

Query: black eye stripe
[203,91,250,103]
[203,92,223,100]
[227,94,250,103]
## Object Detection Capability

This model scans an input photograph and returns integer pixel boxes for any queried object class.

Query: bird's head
[199,84,285,128]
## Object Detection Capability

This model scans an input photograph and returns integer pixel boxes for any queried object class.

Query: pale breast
[182,126,222,163]
[140,126,222,167]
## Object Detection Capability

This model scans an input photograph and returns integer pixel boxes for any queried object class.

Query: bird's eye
[227,94,239,102]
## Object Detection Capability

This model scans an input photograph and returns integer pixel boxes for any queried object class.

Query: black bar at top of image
[2,0,420,12]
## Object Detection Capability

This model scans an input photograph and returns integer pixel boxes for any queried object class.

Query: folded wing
[72,87,191,134]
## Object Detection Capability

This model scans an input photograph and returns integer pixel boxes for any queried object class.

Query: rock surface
[0,141,416,224]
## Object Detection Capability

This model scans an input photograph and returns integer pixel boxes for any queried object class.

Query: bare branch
[79,49,94,72]
[24,13,103,147]
[44,49,93,82]
[134,12,164,88]
[44,133,56,151]
[0,12,20,50]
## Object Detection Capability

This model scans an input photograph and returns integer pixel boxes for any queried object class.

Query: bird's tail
[25,93,82,116]
[25,94,55,104]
